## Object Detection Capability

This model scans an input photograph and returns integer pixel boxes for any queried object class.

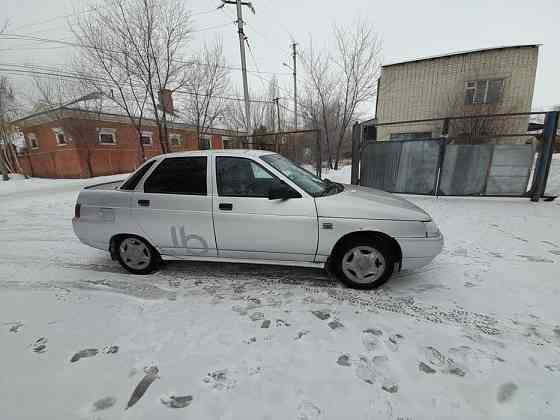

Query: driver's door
[212,155,318,261]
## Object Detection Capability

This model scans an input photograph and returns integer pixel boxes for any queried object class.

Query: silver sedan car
[73,150,443,289]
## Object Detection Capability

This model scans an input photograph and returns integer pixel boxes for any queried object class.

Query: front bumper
[398,233,444,271]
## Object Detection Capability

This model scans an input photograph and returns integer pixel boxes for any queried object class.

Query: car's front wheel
[333,237,396,289]
[116,235,160,275]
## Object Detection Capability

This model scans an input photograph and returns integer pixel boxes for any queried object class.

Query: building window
[53,128,67,146]
[169,134,183,146]
[140,131,153,146]
[222,136,234,149]
[465,79,503,105]
[199,134,212,150]
[390,132,432,141]
[98,128,116,144]
[27,133,39,149]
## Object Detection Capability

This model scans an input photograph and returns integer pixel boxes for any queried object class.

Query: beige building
[375,45,539,142]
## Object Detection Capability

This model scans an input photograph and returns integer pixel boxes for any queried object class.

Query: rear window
[120,160,156,190]
[144,157,207,195]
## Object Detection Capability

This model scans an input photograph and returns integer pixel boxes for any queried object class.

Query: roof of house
[382,44,540,68]
[12,92,238,134]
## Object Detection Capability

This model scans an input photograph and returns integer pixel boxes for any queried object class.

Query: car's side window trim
[135,157,163,192]
[215,156,297,198]
[142,156,208,196]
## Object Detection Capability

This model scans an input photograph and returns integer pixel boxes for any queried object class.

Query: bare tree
[72,0,192,155]
[300,19,381,168]
[0,77,19,180]
[32,76,109,176]
[182,39,230,141]
[224,90,271,134]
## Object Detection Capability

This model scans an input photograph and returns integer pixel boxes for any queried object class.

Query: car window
[216,156,278,197]
[144,157,207,195]
[120,160,156,190]
[261,154,329,196]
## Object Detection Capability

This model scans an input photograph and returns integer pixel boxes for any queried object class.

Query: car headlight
[424,221,440,238]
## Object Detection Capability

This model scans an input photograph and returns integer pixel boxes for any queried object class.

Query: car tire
[115,235,160,275]
[332,237,396,289]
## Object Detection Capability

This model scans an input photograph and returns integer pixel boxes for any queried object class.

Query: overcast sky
[2,0,559,114]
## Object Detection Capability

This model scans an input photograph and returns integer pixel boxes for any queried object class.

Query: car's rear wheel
[333,238,396,289]
[116,236,160,275]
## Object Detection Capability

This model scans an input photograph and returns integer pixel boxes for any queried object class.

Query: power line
[10,7,224,32]
[0,33,291,76]
[0,64,279,104]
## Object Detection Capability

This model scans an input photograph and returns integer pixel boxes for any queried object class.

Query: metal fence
[353,111,558,201]
[238,129,323,176]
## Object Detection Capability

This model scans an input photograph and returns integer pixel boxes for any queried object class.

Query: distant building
[375,45,539,142]
[13,94,241,178]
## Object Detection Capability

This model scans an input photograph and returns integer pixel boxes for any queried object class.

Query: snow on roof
[383,44,540,68]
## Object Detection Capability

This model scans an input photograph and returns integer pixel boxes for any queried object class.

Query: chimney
[159,89,174,114]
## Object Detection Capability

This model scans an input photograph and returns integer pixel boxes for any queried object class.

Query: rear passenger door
[131,156,217,257]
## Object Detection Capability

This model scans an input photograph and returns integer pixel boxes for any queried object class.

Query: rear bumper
[397,234,444,271]
[72,218,109,252]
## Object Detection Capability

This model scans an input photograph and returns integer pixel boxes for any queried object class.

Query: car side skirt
[164,254,326,269]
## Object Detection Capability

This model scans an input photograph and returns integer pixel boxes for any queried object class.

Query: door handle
[219,203,233,211]
[138,199,150,207]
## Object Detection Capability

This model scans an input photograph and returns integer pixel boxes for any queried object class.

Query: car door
[212,155,318,262]
[131,155,217,257]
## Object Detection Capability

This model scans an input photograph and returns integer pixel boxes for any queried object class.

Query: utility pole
[274,97,281,152]
[292,42,298,130]
[220,0,255,147]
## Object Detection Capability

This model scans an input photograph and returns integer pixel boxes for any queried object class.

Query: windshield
[261,154,341,197]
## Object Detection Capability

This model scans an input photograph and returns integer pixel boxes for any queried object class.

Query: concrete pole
[292,42,298,130]
[235,0,252,147]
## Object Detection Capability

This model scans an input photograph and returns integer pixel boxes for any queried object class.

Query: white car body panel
[72,149,443,275]
[209,153,318,262]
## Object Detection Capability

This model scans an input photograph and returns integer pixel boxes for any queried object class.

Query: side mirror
[268,181,301,200]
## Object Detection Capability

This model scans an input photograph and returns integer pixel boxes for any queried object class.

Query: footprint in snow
[424,346,446,367]
[31,337,47,353]
[126,366,159,409]
[387,334,404,352]
[103,345,119,354]
[295,330,310,340]
[497,382,518,403]
[328,320,344,330]
[311,310,330,321]
[419,362,436,374]
[70,348,99,363]
[249,312,265,321]
[362,330,380,351]
[92,396,117,411]
[261,319,271,328]
[9,321,24,333]
[161,395,193,409]
[337,354,351,367]
[203,369,237,390]
[297,401,322,420]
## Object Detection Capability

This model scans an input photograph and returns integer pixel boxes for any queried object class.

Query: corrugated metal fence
[354,111,558,200]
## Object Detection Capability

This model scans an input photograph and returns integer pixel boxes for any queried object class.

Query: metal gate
[354,111,558,200]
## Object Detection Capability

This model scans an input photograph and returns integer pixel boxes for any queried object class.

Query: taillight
[75,203,81,218]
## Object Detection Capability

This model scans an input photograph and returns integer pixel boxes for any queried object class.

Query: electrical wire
[0,33,291,76]
[0,65,280,104]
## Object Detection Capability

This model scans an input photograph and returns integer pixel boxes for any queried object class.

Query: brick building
[13,96,241,178]
[375,45,539,141]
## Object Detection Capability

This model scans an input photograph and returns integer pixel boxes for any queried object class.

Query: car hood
[314,184,431,221]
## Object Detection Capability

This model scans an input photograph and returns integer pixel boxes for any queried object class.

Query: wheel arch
[328,230,402,269]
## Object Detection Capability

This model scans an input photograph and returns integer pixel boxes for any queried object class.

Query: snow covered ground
[1,161,560,420]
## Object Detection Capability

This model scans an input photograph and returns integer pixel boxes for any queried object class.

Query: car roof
[161,149,276,159]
